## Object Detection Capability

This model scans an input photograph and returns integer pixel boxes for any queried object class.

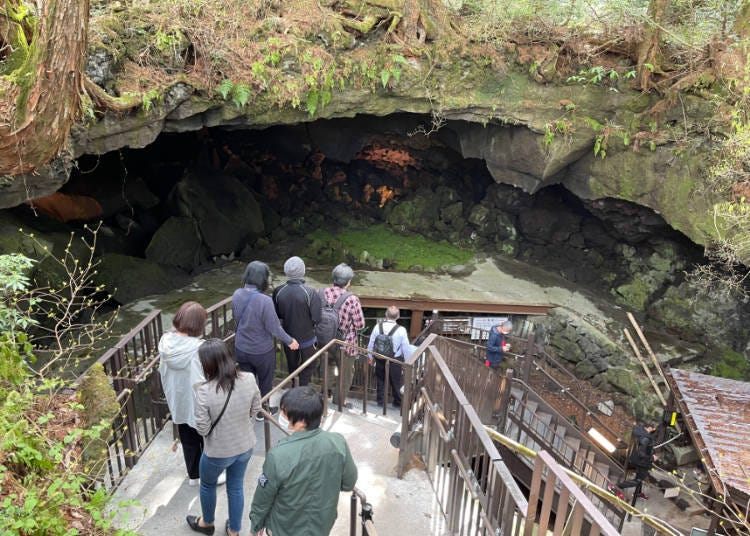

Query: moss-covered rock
[78,362,119,480]
[95,253,190,304]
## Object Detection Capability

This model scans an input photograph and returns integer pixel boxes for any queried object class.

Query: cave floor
[114,253,622,337]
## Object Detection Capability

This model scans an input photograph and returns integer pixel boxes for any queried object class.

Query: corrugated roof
[670,369,750,498]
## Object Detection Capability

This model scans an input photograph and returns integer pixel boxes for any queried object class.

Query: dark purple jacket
[232,285,293,356]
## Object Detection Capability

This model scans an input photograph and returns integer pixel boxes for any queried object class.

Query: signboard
[471,317,508,340]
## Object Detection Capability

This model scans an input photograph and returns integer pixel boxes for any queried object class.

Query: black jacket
[272,280,321,344]
[629,425,655,468]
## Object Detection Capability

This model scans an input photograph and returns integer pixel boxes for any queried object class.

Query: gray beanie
[284,256,306,279]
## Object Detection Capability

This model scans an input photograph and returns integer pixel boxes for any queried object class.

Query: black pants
[236,347,275,397]
[618,465,650,489]
[375,355,403,406]
[283,344,316,386]
[178,423,204,479]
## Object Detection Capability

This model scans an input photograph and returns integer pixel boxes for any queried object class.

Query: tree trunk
[636,0,670,92]
[0,0,89,177]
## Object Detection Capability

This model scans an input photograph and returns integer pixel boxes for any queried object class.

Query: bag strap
[333,291,351,311]
[237,289,259,326]
[387,323,399,337]
[377,320,384,335]
[207,383,234,437]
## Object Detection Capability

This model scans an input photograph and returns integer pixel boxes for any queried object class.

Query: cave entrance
[25,113,700,308]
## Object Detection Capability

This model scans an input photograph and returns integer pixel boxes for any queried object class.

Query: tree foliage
[0,229,127,535]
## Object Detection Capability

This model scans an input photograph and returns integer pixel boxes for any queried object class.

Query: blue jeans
[199,448,253,533]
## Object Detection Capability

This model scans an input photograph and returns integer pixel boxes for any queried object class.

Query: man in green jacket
[249,386,358,536]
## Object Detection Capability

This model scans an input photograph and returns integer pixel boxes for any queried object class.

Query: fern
[306,90,319,116]
[231,83,251,108]
[381,69,391,88]
[217,79,234,100]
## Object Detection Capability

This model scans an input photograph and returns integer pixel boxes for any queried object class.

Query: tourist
[187,338,262,536]
[159,301,224,487]
[485,320,512,369]
[616,423,658,499]
[232,261,298,421]
[367,306,412,407]
[272,256,321,386]
[322,263,365,408]
[248,386,358,536]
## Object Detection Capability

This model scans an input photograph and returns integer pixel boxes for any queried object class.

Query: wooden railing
[427,321,626,456]
[527,451,620,536]
[80,299,637,535]
[403,334,529,535]
[76,310,166,488]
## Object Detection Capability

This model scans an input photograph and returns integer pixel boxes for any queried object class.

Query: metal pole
[350,492,357,536]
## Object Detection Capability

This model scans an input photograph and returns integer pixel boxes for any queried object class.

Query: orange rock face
[28,192,103,222]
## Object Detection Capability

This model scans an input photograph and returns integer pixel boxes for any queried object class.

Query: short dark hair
[280,386,324,430]
[242,261,270,292]
[199,338,238,393]
[172,301,207,337]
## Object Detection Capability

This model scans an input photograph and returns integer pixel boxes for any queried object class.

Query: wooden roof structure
[668,369,750,531]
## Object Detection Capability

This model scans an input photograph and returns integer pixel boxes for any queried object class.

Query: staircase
[430,335,626,529]
[502,384,624,528]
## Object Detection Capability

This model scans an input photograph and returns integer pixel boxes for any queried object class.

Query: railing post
[350,492,357,536]
[494,368,513,429]
[397,365,413,478]
[521,345,533,385]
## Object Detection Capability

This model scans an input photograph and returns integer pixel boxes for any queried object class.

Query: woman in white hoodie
[158,301,208,485]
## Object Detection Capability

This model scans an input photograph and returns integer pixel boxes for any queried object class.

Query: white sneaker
[188,471,225,486]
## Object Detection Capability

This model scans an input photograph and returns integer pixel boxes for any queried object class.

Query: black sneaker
[255,411,265,422]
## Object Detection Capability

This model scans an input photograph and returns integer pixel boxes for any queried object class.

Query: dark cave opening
[14,113,703,305]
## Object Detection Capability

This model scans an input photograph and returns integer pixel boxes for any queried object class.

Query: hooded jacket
[158,331,204,428]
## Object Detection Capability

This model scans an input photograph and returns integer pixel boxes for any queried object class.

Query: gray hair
[385,306,400,320]
[501,320,513,330]
[332,263,355,287]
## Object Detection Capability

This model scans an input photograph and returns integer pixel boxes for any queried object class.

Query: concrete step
[592,462,611,488]
[110,404,447,536]
[551,423,567,452]
[534,411,553,440]
[563,437,580,466]
[521,401,538,425]
[582,450,597,479]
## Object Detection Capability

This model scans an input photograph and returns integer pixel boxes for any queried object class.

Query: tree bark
[636,0,670,92]
[0,0,89,177]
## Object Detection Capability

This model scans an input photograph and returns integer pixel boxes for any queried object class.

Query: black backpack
[372,321,399,358]
[315,289,351,346]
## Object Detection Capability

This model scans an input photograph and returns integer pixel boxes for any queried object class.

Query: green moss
[612,278,650,311]
[710,348,749,380]
[78,362,119,480]
[305,224,473,271]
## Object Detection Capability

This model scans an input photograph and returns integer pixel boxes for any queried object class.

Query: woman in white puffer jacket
[158,301,208,486]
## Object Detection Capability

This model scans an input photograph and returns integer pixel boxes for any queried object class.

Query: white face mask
[278,412,290,429]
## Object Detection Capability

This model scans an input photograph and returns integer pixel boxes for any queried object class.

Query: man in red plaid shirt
[323,263,365,408]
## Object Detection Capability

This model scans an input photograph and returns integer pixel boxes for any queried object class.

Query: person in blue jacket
[485,320,512,369]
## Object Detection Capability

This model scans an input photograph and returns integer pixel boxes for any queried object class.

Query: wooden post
[409,309,424,339]
[623,328,667,406]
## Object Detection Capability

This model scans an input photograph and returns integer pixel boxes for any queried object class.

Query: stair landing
[109,401,447,536]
